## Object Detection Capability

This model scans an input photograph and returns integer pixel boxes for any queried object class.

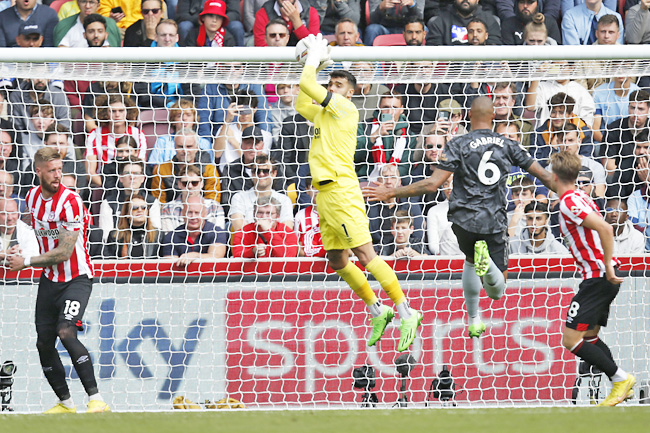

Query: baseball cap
[438,98,462,115]
[578,166,593,181]
[241,126,264,143]
[19,23,42,37]
[200,0,229,26]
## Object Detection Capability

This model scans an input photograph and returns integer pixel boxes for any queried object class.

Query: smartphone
[239,106,253,116]
[438,110,450,121]
[111,6,123,14]
[379,113,392,123]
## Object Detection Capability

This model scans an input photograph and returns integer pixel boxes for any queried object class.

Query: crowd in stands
[0,0,650,265]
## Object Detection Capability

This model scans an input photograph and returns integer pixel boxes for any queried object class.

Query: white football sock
[611,368,628,383]
[368,301,383,318]
[60,397,75,409]
[396,301,412,320]
[88,392,104,402]
[463,261,482,321]
[483,259,505,300]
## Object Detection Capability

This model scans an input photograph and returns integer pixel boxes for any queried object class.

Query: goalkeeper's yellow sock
[365,256,406,305]
[336,261,378,307]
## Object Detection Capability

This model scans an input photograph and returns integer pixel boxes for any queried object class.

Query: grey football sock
[462,261,482,319]
[483,259,505,300]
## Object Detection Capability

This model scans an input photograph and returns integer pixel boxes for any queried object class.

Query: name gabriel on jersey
[469,136,505,149]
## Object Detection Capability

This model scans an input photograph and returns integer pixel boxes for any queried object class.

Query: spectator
[0,130,22,204]
[21,124,89,200]
[427,174,462,255]
[365,0,424,46]
[253,0,321,46]
[214,89,273,170]
[99,157,161,237]
[232,195,299,258]
[495,120,522,142]
[501,0,561,44]
[426,0,502,45]
[101,135,139,193]
[467,17,489,45]
[132,20,203,109]
[184,0,236,47]
[270,84,299,141]
[350,62,389,122]
[393,61,456,135]
[603,90,650,198]
[148,99,213,166]
[356,92,415,180]
[575,14,623,93]
[229,154,293,232]
[0,169,25,213]
[197,63,271,137]
[493,83,534,149]
[531,92,594,166]
[522,11,558,44]
[604,198,646,254]
[151,128,220,203]
[497,0,561,21]
[0,197,38,263]
[625,0,650,44]
[17,100,56,167]
[56,1,122,47]
[85,94,147,187]
[608,130,650,200]
[525,66,596,127]
[507,176,536,237]
[435,98,468,139]
[409,130,448,213]
[593,76,641,139]
[561,0,616,16]
[8,78,71,136]
[329,17,362,45]
[221,127,270,209]
[15,22,44,48]
[321,2,360,35]
[161,195,229,266]
[403,17,426,45]
[82,81,134,133]
[160,165,225,233]
[628,156,650,251]
[367,164,424,252]
[123,0,163,47]
[81,14,112,47]
[0,0,58,47]
[104,194,163,258]
[273,112,311,181]
[550,123,606,197]
[293,177,325,257]
[177,0,244,45]
[510,201,569,254]
[262,20,291,104]
[382,210,429,257]
[98,0,146,30]
[561,0,623,45]
[576,166,605,211]
[242,0,268,37]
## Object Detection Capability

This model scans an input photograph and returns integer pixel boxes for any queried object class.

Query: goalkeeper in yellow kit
[295,34,422,352]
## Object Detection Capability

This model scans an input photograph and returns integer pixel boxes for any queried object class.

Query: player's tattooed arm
[393,169,452,199]
[527,161,555,193]
[30,228,80,268]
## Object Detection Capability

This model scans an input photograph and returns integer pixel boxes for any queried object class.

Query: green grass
[2,407,650,433]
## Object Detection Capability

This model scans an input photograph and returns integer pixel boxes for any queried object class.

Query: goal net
[0,46,649,412]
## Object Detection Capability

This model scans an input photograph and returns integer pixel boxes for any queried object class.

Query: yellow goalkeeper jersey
[295,66,360,186]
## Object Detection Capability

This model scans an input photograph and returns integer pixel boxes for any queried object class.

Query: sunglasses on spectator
[131,205,147,211]
[425,144,444,150]
[255,168,271,176]
[577,180,591,186]
[268,33,288,38]
[180,180,201,187]
[605,207,624,212]
[142,8,161,14]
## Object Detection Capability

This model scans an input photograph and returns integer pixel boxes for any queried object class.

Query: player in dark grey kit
[365,97,554,338]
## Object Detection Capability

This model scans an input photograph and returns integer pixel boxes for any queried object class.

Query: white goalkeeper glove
[304,34,331,69]
[316,46,333,72]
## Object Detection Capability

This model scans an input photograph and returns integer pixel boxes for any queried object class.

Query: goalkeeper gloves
[303,34,332,70]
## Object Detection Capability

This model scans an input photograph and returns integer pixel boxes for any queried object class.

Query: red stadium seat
[372,34,406,46]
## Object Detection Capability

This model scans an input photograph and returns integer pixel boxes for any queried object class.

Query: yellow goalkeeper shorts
[315,180,372,251]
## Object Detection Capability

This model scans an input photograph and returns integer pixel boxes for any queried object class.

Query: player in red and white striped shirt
[7,148,109,414]
[551,151,635,407]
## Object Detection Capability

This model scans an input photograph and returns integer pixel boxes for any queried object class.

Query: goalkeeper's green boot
[468,322,487,338]
[368,305,395,347]
[474,240,490,277]
[397,309,423,352]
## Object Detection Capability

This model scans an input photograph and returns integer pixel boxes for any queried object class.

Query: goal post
[0,46,649,412]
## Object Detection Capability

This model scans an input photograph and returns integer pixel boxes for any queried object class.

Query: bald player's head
[469,96,495,123]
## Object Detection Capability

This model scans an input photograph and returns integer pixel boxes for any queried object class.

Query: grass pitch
[2,407,650,433]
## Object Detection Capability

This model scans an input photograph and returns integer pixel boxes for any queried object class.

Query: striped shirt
[27,185,93,282]
[85,126,147,170]
[558,189,618,279]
